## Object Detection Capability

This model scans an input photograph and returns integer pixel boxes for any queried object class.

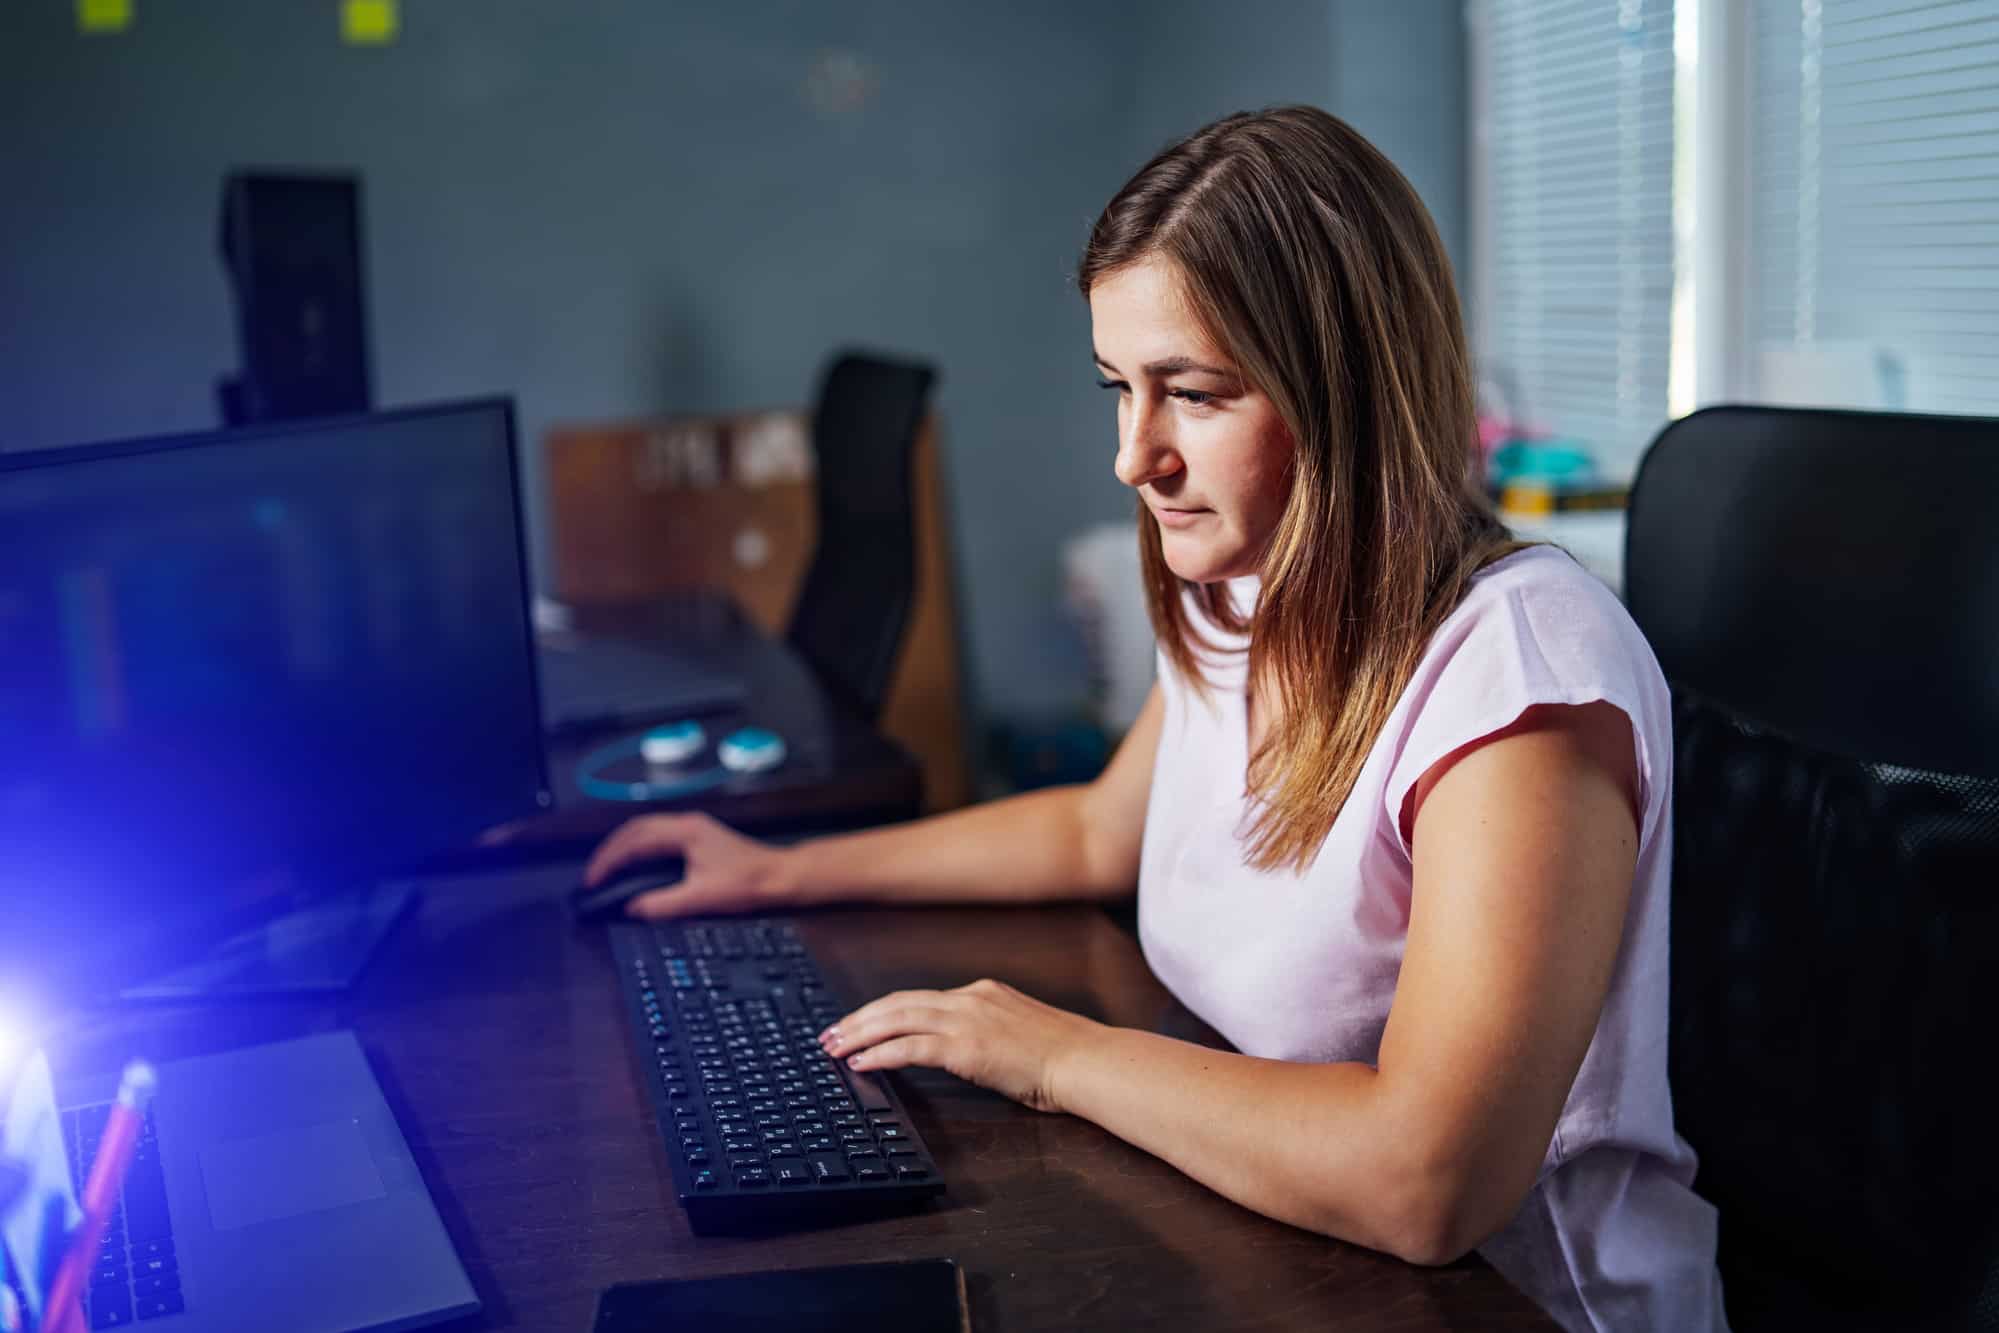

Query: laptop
[57,1031,477,1332]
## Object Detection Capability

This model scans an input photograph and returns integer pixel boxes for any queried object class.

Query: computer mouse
[569,856,686,922]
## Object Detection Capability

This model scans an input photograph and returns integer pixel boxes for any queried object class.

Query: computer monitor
[0,399,551,1006]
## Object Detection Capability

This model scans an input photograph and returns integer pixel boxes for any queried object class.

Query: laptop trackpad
[198,1120,387,1230]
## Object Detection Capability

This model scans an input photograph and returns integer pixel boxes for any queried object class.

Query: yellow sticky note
[341,0,398,46]
[77,0,132,34]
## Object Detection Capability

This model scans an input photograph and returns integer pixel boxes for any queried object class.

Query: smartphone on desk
[593,1258,969,1333]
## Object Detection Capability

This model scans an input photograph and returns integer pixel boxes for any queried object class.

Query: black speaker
[217,171,372,425]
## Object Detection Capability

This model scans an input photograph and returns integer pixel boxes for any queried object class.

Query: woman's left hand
[818,979,1103,1114]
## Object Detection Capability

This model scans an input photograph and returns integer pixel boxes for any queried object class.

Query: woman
[584,107,1727,1330]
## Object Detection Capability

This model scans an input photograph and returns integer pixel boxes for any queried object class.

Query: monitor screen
[0,400,550,997]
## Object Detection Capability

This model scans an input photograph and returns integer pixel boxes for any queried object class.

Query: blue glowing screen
[0,402,548,984]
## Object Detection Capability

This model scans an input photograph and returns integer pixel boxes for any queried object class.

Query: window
[1743,0,1999,416]
[1472,0,1999,473]
[1469,0,1679,480]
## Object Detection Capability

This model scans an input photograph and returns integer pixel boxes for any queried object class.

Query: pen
[42,1063,155,1333]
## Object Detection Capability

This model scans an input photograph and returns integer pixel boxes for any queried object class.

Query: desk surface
[55,865,1557,1331]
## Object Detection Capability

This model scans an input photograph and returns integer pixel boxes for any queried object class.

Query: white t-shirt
[1137,546,1728,1331]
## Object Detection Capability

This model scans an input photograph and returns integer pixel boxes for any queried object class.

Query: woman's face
[1089,257,1295,584]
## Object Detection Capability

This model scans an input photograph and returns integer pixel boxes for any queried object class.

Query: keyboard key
[123,1192,172,1244]
[132,1273,180,1298]
[854,1163,891,1182]
[88,1283,133,1328]
[770,1157,811,1186]
[839,1064,894,1112]
[894,1162,930,1180]
[132,1238,174,1265]
[809,1154,850,1183]
[735,1169,771,1188]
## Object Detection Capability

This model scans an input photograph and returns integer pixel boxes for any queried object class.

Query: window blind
[1747,0,1999,415]
[1471,0,1679,479]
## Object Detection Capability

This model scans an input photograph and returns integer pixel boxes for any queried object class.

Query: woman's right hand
[582,812,801,920]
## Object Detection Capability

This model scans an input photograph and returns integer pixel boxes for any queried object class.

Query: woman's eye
[1095,377,1129,394]
[1172,388,1214,406]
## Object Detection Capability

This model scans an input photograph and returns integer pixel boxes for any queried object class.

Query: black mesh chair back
[787,351,937,722]
[1625,405,1999,1331]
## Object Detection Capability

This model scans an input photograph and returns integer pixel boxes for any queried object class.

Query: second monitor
[0,398,550,1001]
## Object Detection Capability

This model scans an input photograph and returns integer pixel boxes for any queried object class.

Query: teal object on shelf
[1488,437,1598,489]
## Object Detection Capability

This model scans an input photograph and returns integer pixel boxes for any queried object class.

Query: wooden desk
[53,865,1557,1330]
[485,594,923,859]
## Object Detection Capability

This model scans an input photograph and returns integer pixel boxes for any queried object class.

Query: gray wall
[0,1,1467,730]
[1130,1,1337,166]
[1129,0,1466,279]
[1331,0,1468,284]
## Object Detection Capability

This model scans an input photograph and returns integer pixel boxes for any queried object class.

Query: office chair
[1625,405,1999,1332]
[787,351,938,723]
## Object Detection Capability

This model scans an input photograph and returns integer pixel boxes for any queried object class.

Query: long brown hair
[1079,106,1524,872]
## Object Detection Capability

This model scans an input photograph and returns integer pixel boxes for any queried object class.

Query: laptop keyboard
[61,1104,182,1327]
[610,918,945,1231]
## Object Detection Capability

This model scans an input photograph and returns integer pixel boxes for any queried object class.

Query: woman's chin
[1159,534,1253,584]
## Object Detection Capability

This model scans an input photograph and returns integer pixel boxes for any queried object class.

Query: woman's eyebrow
[1141,355,1234,377]
[1092,352,1234,378]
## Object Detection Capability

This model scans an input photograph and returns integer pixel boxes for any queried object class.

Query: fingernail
[818,1025,839,1043]
[847,1054,867,1070]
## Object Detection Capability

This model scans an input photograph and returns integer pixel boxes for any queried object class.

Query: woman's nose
[1114,402,1179,489]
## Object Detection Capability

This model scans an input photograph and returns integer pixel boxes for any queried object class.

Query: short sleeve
[1379,565,1668,863]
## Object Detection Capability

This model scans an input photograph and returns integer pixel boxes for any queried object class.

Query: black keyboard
[610,917,946,1232]
[61,1104,182,1328]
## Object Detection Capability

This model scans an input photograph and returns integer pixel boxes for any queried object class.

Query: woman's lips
[1150,505,1210,529]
